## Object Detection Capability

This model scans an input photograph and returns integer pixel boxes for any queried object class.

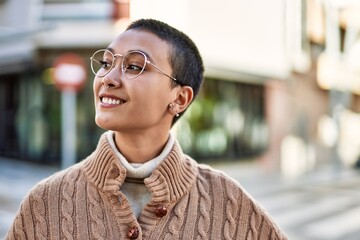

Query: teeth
[102,97,123,105]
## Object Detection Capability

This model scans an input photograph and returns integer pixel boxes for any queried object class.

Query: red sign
[53,53,87,92]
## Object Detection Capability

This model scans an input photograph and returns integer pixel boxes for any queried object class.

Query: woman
[7,19,287,239]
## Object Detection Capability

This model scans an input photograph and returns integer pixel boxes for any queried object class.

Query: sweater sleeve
[197,165,288,240]
[6,181,48,240]
[246,201,288,240]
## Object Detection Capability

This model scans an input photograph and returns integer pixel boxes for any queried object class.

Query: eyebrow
[106,47,116,54]
[105,47,155,63]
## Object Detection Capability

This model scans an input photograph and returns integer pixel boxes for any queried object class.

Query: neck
[113,131,170,164]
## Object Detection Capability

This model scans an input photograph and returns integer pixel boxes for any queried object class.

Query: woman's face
[93,30,179,133]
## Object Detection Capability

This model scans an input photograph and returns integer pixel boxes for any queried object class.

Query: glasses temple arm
[147,61,177,82]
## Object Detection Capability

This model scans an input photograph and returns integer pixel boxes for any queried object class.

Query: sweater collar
[106,131,175,179]
[82,132,198,203]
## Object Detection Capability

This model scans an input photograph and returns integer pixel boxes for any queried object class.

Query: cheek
[142,89,172,116]
[93,78,101,98]
[136,86,166,106]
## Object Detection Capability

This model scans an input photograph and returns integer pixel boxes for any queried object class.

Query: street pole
[53,52,86,169]
[61,89,77,169]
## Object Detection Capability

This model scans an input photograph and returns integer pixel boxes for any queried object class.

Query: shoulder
[195,160,243,190]
[184,155,250,199]
[14,162,86,222]
[6,162,89,239]
[193,161,264,208]
[25,161,84,199]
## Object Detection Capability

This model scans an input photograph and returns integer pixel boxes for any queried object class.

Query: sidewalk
[212,159,360,197]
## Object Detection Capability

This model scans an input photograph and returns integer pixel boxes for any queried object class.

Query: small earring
[169,103,179,117]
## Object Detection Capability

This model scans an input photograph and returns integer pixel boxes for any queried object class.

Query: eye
[127,64,143,71]
[123,62,144,74]
[100,60,112,69]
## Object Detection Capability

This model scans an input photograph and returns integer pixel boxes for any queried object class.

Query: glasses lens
[122,51,146,79]
[91,50,113,77]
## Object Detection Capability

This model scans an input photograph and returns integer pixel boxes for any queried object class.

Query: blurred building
[0,0,359,175]
[0,0,123,163]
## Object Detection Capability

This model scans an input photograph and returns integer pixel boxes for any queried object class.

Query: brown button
[155,205,168,217]
[127,226,139,239]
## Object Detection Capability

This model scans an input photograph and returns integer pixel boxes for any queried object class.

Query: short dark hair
[126,19,204,124]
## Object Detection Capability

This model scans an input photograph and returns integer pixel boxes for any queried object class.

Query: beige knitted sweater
[7,133,287,240]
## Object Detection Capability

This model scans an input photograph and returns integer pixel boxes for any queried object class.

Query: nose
[101,63,123,89]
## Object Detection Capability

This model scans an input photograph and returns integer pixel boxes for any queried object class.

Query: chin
[95,115,112,130]
[95,116,124,132]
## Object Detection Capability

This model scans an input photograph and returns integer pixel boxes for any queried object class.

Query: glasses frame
[90,49,177,82]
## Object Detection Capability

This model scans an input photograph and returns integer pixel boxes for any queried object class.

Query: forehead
[109,30,171,62]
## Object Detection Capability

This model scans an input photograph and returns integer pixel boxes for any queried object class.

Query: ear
[174,86,194,114]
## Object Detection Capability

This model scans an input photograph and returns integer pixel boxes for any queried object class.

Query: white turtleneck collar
[106,131,175,179]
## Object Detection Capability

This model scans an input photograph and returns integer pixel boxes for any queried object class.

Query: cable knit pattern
[196,172,211,240]
[6,132,287,240]
[30,183,47,240]
[163,194,188,239]
[247,206,260,239]
[87,183,107,239]
[60,171,79,240]
[224,179,240,240]
[11,213,26,240]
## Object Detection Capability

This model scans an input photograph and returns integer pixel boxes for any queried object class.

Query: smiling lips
[100,95,126,106]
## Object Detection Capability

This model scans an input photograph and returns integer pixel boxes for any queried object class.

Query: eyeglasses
[90,49,177,82]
